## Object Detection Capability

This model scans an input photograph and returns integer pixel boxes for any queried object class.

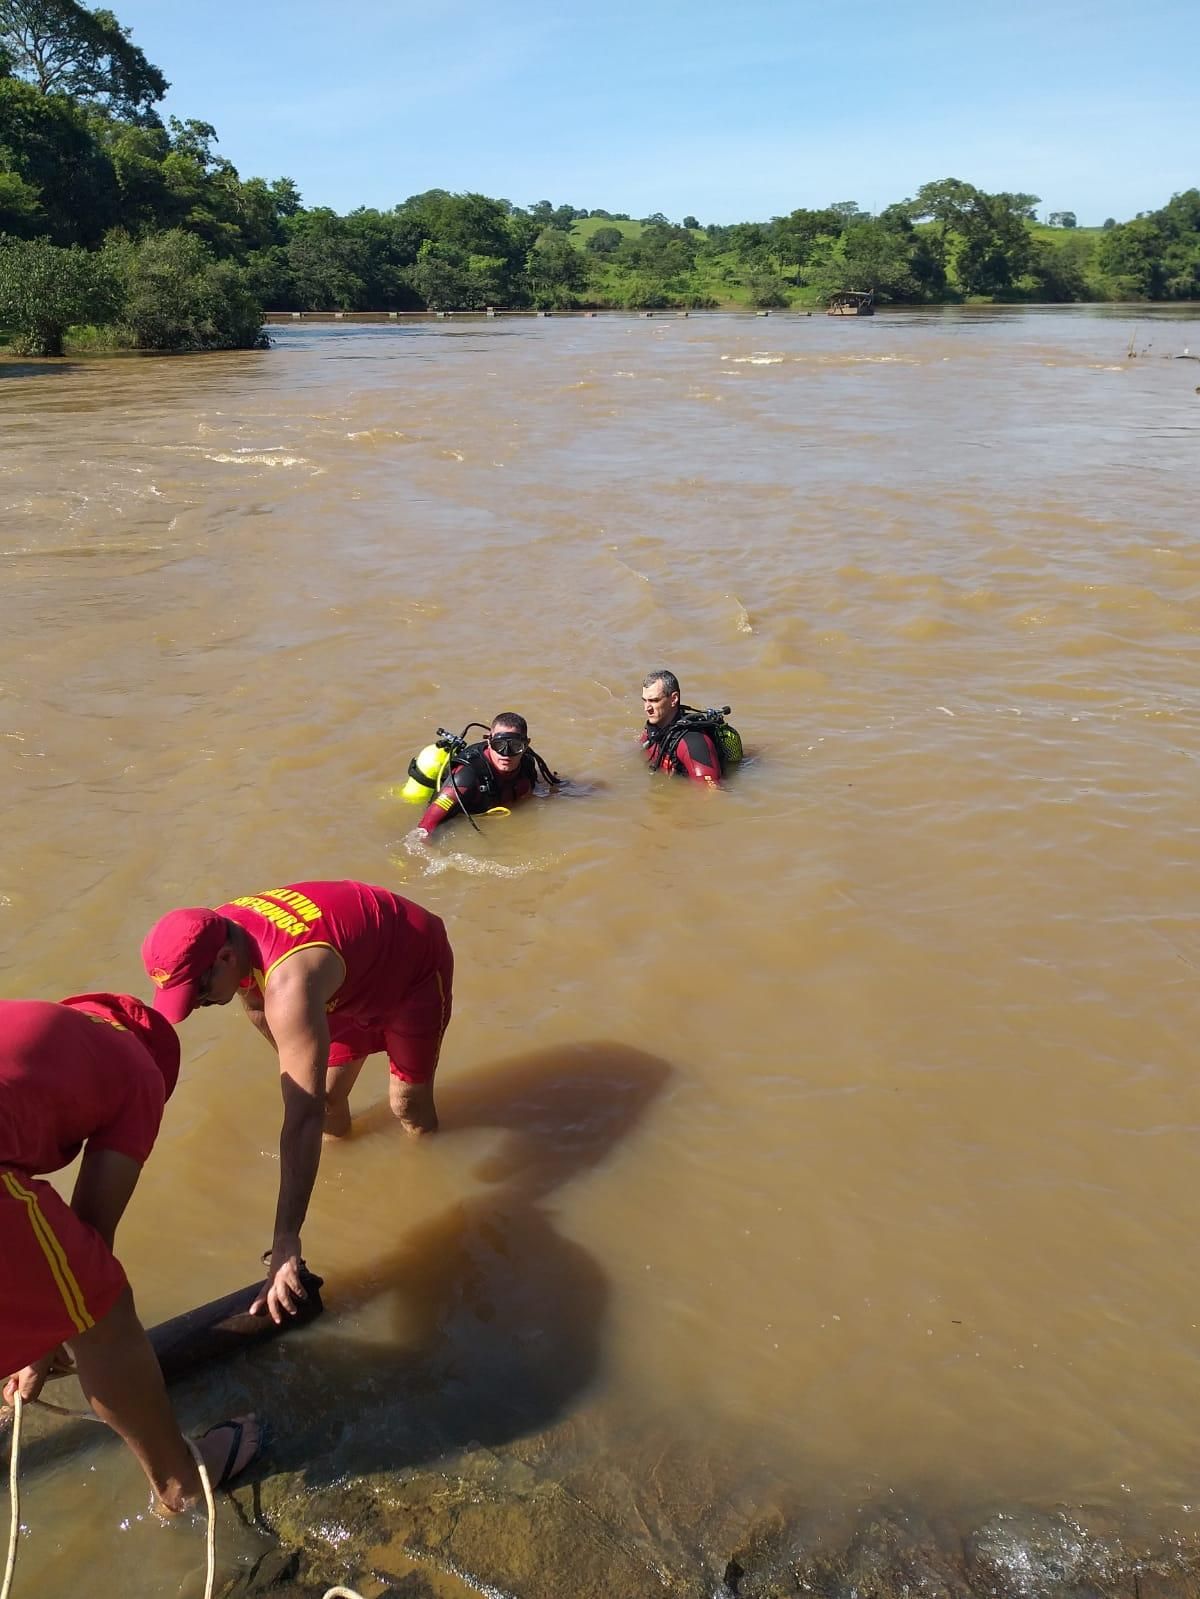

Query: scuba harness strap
[429,723,562,834]
[529,748,562,790]
[647,705,743,775]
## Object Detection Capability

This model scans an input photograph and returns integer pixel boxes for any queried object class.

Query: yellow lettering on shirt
[263,888,323,923]
[230,888,328,940]
[230,895,307,938]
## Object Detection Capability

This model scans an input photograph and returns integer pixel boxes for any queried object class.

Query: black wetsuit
[419,742,537,832]
[640,720,723,784]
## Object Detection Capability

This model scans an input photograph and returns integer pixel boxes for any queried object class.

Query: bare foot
[389,1078,439,1135]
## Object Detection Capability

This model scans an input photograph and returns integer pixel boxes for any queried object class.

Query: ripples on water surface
[2,307,1200,1590]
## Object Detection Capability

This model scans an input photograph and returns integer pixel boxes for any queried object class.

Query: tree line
[2,2,1198,354]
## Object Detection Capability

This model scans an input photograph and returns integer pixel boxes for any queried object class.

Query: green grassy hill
[1028,223,1104,244]
[570,217,647,242]
[569,216,794,309]
[561,214,1118,310]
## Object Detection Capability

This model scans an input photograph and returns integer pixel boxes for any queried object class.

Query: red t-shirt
[0,999,166,1175]
[219,880,444,1024]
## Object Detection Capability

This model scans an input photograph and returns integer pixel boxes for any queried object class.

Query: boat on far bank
[827,290,875,316]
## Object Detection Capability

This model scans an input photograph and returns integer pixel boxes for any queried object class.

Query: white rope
[3,1397,362,1599]
[2,1394,20,1599]
[178,1430,364,1599]
[183,1435,216,1599]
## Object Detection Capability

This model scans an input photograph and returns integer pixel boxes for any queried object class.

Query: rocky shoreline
[16,1336,1200,1598]
[223,1449,1200,1599]
[16,1039,1200,1599]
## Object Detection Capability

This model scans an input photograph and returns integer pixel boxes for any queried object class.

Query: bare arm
[239,982,277,1048]
[250,948,343,1322]
[70,1148,143,1250]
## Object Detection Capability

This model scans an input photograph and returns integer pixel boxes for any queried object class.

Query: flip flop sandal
[197,1417,261,1488]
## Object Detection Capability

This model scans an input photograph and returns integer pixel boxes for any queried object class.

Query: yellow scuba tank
[713,721,743,767]
[399,742,452,804]
[676,705,743,770]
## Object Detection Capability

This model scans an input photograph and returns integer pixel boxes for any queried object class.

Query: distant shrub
[746,271,790,309]
[614,275,674,309]
[0,235,120,355]
[107,229,266,350]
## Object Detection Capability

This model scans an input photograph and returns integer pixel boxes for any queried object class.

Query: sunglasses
[489,734,528,756]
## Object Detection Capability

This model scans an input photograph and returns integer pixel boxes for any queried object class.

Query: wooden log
[0,1271,325,1461]
[148,1269,325,1384]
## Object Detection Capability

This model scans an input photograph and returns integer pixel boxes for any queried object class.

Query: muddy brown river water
[2,307,1200,1596]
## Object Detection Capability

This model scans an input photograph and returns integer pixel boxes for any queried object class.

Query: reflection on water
[3,307,1200,1591]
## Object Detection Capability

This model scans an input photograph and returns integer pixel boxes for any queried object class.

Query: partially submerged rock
[228,1462,1200,1599]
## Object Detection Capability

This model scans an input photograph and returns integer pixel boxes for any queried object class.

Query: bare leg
[68,1287,258,1511]
[389,1076,438,1135]
[324,1056,366,1138]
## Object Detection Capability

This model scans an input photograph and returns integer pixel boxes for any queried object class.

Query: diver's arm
[418,768,482,834]
[418,790,457,834]
[675,729,723,786]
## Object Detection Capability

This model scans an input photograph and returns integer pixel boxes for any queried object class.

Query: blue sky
[114,0,1197,225]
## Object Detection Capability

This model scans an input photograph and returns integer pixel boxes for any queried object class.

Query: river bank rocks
[218,1441,1200,1599]
[16,1389,1200,1597]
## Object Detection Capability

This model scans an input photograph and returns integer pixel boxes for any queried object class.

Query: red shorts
[326,940,453,1084]
[0,1170,127,1379]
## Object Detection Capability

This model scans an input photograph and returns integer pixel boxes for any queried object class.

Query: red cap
[141,907,228,1023]
[60,992,182,1101]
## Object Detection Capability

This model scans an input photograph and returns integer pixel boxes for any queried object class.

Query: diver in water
[640,669,742,786]
[414,713,560,836]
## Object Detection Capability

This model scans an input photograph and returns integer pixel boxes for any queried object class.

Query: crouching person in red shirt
[0,993,260,1513]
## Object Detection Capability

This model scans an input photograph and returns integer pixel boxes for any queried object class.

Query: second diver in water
[640,669,743,786]
[404,713,561,836]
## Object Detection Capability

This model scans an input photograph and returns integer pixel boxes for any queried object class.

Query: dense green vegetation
[2,2,1199,352]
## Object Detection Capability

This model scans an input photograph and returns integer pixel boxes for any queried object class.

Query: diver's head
[642,669,680,728]
[485,712,529,774]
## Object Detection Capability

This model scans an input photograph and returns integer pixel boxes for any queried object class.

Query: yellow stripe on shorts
[2,1171,95,1336]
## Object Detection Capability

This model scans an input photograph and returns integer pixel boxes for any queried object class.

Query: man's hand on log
[251,1236,309,1324]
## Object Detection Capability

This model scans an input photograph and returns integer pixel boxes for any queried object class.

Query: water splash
[398,830,554,880]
